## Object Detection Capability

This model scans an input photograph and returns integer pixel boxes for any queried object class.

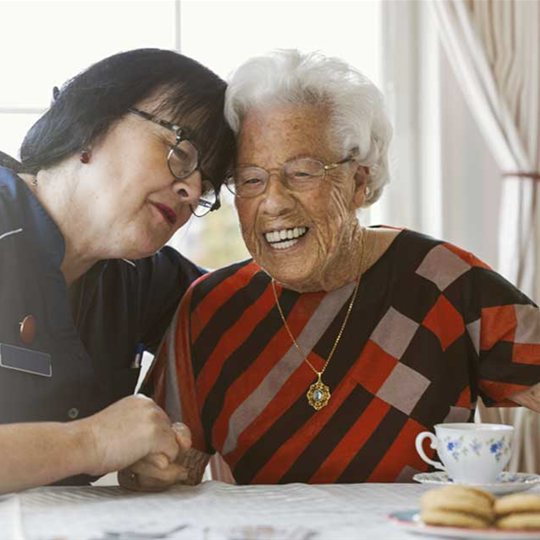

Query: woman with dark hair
[0,48,235,493]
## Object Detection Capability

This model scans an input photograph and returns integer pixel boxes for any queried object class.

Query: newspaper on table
[0,480,430,540]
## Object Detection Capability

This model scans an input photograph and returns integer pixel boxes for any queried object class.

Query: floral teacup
[415,423,514,484]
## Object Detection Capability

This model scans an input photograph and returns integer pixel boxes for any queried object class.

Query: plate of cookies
[413,472,540,496]
[389,486,540,539]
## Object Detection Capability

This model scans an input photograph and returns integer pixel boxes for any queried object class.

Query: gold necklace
[271,230,366,411]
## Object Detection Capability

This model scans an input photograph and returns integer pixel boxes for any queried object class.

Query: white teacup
[415,423,514,484]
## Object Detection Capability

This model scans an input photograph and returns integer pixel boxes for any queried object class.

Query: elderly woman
[140,50,540,488]
[0,48,234,493]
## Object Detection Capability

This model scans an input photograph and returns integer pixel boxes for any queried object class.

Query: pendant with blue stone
[307,373,331,410]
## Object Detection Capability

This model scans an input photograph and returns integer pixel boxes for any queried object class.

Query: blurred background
[0,0,501,272]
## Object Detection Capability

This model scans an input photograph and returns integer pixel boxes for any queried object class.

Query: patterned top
[154,229,540,484]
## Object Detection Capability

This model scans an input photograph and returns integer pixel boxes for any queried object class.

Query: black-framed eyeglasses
[128,107,220,217]
[225,154,357,199]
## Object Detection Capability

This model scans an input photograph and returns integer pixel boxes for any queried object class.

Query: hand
[77,395,179,477]
[119,423,203,492]
[510,383,540,412]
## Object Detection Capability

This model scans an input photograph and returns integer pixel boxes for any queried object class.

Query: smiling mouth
[264,226,308,250]
[152,203,177,226]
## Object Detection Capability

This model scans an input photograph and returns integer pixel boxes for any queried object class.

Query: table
[2,481,538,540]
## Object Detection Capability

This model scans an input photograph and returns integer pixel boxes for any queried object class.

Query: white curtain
[433,0,540,472]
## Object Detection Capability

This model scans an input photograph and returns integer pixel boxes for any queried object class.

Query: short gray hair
[224,49,393,206]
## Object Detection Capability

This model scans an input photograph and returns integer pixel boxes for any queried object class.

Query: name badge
[0,343,52,377]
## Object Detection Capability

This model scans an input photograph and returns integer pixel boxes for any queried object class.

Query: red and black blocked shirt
[154,228,540,484]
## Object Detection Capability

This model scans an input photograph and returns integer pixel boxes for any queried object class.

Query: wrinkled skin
[232,103,540,458]
[235,105,368,293]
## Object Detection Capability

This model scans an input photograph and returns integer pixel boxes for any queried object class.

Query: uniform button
[67,408,79,420]
[19,315,37,343]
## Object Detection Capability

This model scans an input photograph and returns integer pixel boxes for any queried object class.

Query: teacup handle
[415,432,445,470]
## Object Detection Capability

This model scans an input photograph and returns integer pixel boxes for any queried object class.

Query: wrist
[66,417,101,477]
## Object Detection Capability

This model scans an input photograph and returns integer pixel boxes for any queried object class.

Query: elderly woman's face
[235,105,365,290]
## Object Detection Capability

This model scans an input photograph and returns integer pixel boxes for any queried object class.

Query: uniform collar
[0,167,67,269]
[1,167,111,282]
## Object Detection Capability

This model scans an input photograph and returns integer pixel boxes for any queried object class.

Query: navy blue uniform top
[0,166,204,484]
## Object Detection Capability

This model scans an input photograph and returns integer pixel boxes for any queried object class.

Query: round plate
[389,510,540,540]
[412,472,540,495]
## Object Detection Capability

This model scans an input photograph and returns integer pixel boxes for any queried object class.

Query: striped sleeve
[471,259,540,406]
[153,285,212,454]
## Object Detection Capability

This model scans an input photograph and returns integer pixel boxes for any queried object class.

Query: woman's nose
[260,173,295,216]
[173,169,202,207]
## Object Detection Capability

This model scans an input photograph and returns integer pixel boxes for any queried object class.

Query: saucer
[389,510,540,539]
[413,472,540,495]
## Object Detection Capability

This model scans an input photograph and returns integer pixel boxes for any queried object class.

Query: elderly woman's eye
[291,171,314,179]
[238,176,263,186]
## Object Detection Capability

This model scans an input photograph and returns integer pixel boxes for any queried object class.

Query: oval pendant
[307,376,331,410]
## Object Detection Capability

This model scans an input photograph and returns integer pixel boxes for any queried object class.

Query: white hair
[224,49,393,206]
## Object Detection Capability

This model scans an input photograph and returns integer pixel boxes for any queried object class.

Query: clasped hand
[118,421,196,491]
[78,394,197,491]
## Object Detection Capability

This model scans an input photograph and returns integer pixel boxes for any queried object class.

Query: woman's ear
[352,165,370,208]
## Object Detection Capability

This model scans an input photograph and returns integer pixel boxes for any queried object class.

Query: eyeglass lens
[192,180,218,217]
[231,158,326,197]
[167,139,199,179]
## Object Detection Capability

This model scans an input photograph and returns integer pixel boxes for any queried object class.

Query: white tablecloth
[2,481,538,540]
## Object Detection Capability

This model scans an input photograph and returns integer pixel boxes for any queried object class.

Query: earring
[80,150,91,164]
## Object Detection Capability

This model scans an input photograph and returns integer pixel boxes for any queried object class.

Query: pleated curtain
[433,0,540,473]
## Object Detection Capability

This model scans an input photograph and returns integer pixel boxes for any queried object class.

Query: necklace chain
[271,229,366,409]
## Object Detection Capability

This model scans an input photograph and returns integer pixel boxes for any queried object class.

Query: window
[0,0,177,157]
[0,0,382,270]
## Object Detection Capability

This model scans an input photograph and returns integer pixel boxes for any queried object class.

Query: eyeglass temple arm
[199,192,221,211]
[128,107,181,135]
[324,153,359,171]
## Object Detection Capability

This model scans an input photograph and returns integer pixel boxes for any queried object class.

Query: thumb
[172,422,192,452]
[146,453,169,469]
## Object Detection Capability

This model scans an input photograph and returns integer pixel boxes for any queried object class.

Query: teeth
[265,227,307,245]
[273,239,297,250]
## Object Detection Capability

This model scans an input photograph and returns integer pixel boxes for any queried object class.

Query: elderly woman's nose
[260,174,295,215]
[173,170,202,205]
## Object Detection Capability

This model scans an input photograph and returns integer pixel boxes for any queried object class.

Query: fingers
[153,424,180,464]
[172,423,192,458]
[118,459,189,493]
[81,396,190,477]
[118,468,143,492]
[125,424,193,492]
[146,453,169,470]
[118,468,165,493]
[149,422,190,467]
[172,422,192,444]
[131,460,188,484]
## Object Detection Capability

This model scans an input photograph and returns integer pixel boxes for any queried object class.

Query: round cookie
[420,486,495,521]
[457,486,496,505]
[422,485,495,504]
[495,493,540,516]
[421,509,490,529]
[496,513,540,530]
